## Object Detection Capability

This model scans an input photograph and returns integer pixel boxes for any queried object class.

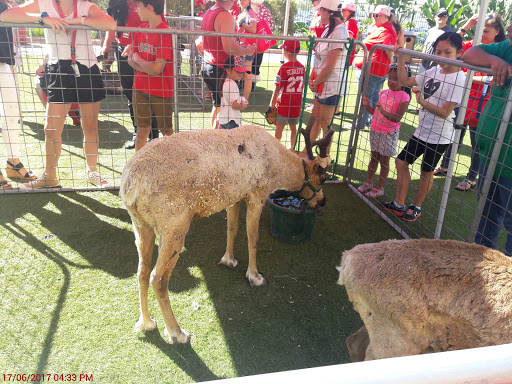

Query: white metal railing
[198,343,512,384]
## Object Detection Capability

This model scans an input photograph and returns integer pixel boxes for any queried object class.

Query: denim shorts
[316,94,339,106]
[220,120,239,129]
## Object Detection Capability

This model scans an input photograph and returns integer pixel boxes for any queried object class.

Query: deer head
[298,116,335,208]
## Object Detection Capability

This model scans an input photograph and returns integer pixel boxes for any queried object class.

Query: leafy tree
[265,0,298,35]
[420,0,469,29]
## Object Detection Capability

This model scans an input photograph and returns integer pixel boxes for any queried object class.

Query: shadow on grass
[22,120,132,151]
[139,330,218,382]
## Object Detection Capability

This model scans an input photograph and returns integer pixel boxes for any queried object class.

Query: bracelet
[81,16,86,25]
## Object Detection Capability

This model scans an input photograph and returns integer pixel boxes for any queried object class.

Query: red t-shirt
[310,12,327,38]
[345,18,358,65]
[117,0,142,46]
[354,21,397,77]
[201,7,229,67]
[133,22,174,98]
[274,61,305,118]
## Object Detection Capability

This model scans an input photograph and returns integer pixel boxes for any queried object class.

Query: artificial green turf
[0,183,399,383]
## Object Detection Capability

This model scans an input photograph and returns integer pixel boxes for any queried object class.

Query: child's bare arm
[362,96,375,115]
[270,84,281,108]
[377,100,409,123]
[231,99,248,110]
[395,46,417,88]
[132,55,166,76]
[412,87,457,119]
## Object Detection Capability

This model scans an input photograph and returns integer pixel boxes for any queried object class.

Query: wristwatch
[459,28,467,34]
[39,12,49,26]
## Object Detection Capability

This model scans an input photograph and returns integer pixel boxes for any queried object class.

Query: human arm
[362,96,375,114]
[311,48,342,87]
[377,100,409,123]
[270,83,281,108]
[394,46,418,88]
[0,0,70,32]
[100,30,116,56]
[237,12,257,34]
[132,54,166,75]
[67,3,116,31]
[412,86,457,119]
[231,98,248,110]
[458,14,478,37]
[218,11,255,56]
[462,46,512,87]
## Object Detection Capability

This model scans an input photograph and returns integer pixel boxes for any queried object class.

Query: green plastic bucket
[267,191,321,244]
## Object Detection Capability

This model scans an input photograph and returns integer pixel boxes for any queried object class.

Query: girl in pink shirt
[358,65,410,198]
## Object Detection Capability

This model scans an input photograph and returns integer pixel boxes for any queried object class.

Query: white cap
[371,4,391,17]
[314,0,342,12]
[342,2,356,12]
[251,0,264,4]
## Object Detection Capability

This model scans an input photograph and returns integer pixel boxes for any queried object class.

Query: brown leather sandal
[5,161,37,181]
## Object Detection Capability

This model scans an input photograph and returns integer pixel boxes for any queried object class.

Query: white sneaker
[87,171,111,188]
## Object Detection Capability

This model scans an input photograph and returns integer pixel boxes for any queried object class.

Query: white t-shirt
[218,78,242,126]
[414,67,465,145]
[40,0,98,68]
[313,23,348,99]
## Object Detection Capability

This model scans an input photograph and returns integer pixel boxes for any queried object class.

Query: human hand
[490,57,512,87]
[245,44,256,56]
[121,44,132,57]
[376,101,383,112]
[412,86,421,103]
[309,80,318,92]
[362,96,370,106]
[465,15,479,30]
[42,16,69,33]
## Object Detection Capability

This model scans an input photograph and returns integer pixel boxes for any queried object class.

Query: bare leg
[366,151,379,185]
[219,201,241,268]
[44,103,72,177]
[414,170,435,207]
[275,123,285,142]
[395,158,410,206]
[79,102,101,172]
[376,154,390,190]
[289,124,297,150]
[211,106,220,130]
[135,126,151,152]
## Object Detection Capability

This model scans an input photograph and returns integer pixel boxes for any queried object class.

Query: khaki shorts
[133,90,173,132]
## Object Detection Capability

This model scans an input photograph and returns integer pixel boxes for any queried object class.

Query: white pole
[198,343,512,384]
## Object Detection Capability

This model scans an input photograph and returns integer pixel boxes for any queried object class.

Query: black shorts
[397,136,449,172]
[45,60,106,104]
[201,62,224,107]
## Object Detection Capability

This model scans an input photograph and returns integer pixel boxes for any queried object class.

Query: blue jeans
[355,70,386,127]
[220,120,239,130]
[475,164,512,256]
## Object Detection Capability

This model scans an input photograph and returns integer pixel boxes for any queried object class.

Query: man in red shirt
[104,0,159,148]
[123,0,174,151]
[269,40,305,150]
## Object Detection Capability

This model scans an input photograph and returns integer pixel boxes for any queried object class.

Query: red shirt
[354,21,397,77]
[310,12,327,38]
[274,61,305,118]
[201,7,229,68]
[117,0,142,46]
[133,22,174,98]
[345,18,358,65]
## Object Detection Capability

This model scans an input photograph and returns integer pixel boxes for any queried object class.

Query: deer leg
[133,221,158,332]
[245,199,266,287]
[151,228,191,344]
[219,201,241,269]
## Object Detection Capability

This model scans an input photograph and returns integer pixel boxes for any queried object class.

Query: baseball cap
[371,4,391,17]
[224,56,250,73]
[314,0,342,12]
[436,8,449,17]
[341,1,356,12]
[279,40,300,53]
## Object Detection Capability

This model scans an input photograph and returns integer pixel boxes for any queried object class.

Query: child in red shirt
[269,40,305,150]
[123,0,174,151]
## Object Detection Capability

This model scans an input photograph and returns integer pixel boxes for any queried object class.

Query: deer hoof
[134,317,157,332]
[218,254,239,269]
[246,271,267,287]
[164,327,191,344]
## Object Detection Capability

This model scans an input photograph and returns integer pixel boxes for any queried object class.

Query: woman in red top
[247,0,272,87]
[353,5,397,129]
[342,1,357,65]
[310,0,327,38]
[434,13,506,191]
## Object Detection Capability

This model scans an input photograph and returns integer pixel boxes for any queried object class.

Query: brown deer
[338,239,512,361]
[120,122,334,343]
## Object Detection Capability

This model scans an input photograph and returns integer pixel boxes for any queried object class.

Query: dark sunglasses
[372,14,380,18]
[437,13,448,17]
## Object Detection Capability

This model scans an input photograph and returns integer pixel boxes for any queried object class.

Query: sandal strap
[6,160,24,171]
